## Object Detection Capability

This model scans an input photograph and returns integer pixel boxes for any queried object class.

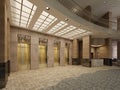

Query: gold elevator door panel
[39,45,47,67]
[18,43,30,70]
[54,46,59,66]
[65,47,69,65]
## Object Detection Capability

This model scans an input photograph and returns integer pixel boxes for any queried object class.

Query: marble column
[105,38,113,58]
[30,33,39,69]
[10,29,18,72]
[60,40,65,66]
[47,37,54,67]
[82,35,91,66]
[117,17,120,31]
[117,41,120,59]
[72,39,79,64]
[82,35,91,59]
[0,0,9,88]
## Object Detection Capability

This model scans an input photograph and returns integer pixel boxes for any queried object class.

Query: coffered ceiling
[7,0,120,40]
[8,0,92,40]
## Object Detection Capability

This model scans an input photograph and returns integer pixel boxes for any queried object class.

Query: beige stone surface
[2,65,120,90]
[72,39,79,58]
[10,27,72,72]
[30,34,39,69]
[82,35,91,58]
[60,40,65,66]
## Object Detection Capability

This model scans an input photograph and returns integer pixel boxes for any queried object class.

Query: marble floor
[2,65,120,90]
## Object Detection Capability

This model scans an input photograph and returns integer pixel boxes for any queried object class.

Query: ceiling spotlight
[46,7,50,10]
[65,18,69,21]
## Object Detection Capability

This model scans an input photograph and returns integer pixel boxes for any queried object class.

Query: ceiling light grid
[33,11,57,31]
[55,25,76,36]
[62,28,86,38]
[10,0,37,28]
[47,21,68,34]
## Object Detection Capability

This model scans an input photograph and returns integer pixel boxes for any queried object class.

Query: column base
[72,58,80,65]
[0,61,9,89]
[103,58,112,66]
[81,59,91,67]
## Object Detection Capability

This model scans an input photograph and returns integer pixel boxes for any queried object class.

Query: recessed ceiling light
[46,7,50,10]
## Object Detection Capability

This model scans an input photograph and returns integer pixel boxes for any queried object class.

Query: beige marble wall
[72,39,79,58]
[98,46,108,58]
[10,26,72,72]
[117,17,120,31]
[93,39,112,59]
[30,33,39,69]
[10,28,18,72]
[47,37,54,67]
[82,35,91,58]
[0,0,8,63]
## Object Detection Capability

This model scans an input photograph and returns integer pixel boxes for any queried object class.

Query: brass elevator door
[54,46,59,66]
[39,45,47,67]
[65,47,69,64]
[18,43,30,70]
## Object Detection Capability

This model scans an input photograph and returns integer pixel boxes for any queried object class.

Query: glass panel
[12,18,19,22]
[42,11,49,16]
[40,15,46,20]
[31,11,35,16]
[48,15,55,19]
[33,26,38,30]
[55,25,76,36]
[21,20,27,24]
[46,18,52,22]
[16,0,22,3]
[12,21,19,25]
[11,1,21,9]
[23,0,33,8]
[33,11,57,31]
[33,5,37,11]
[38,19,44,23]
[21,16,28,21]
[22,11,29,17]
[48,21,68,33]
[20,23,27,27]
[11,13,20,19]
[11,7,21,14]
[22,6,31,14]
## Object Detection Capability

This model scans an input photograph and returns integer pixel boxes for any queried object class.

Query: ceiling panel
[9,0,93,39]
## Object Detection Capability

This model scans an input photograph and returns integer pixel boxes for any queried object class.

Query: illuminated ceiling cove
[10,0,92,39]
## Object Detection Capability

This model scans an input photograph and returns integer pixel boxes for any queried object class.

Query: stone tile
[1,65,120,90]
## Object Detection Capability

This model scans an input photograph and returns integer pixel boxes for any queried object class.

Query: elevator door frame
[65,45,69,65]
[54,42,60,66]
[39,42,47,68]
[17,43,30,70]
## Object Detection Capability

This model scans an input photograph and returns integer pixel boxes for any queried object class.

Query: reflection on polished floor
[2,66,120,90]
